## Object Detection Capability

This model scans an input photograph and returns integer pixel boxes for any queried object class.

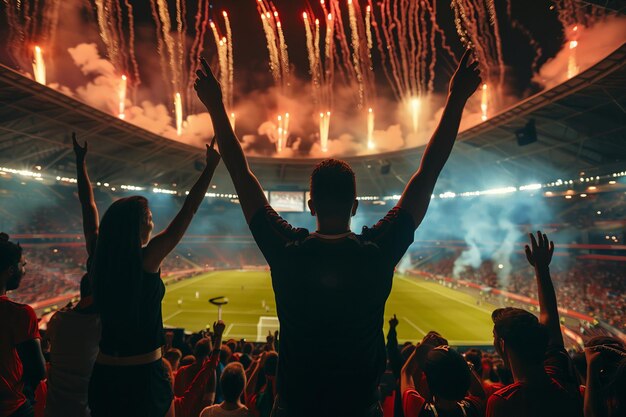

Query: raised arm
[397,49,481,227]
[143,143,220,273]
[583,346,607,417]
[194,58,268,224]
[73,133,99,256]
[525,231,563,347]
[386,314,402,379]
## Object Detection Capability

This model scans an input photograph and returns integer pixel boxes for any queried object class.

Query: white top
[200,404,253,417]
[45,306,101,417]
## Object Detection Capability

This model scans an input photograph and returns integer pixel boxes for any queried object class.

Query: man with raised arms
[195,49,481,417]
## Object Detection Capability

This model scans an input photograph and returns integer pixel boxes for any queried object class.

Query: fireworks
[32,46,46,85]
[370,0,454,134]
[451,0,506,92]
[481,84,488,121]
[276,113,290,153]
[304,9,335,151]
[118,75,127,119]
[209,17,234,113]
[320,111,331,152]
[95,0,140,88]
[567,25,580,79]
[257,0,291,95]
[367,108,375,150]
[174,92,183,136]
[410,98,421,135]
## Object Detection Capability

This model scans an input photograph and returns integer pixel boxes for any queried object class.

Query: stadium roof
[0,44,625,196]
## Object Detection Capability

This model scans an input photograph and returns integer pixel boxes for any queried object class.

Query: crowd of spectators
[419,253,626,331]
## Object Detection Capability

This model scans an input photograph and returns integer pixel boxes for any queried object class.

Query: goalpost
[256,316,280,342]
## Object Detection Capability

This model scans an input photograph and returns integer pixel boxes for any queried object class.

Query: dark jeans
[88,360,173,417]
[9,402,34,417]
[270,395,384,417]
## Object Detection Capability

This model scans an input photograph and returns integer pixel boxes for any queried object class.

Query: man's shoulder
[490,382,524,400]
[0,296,36,318]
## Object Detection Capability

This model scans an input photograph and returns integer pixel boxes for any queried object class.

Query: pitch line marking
[403,316,427,336]
[165,272,218,292]
[397,276,493,315]
[163,310,182,321]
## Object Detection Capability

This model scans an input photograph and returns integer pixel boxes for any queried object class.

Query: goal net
[256,316,280,342]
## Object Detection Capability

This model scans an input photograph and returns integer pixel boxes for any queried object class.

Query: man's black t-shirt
[249,205,415,413]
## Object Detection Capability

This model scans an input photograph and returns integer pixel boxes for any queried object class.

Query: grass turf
[161,270,496,346]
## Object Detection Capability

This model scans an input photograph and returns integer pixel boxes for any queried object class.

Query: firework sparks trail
[257,0,290,93]
[480,83,488,121]
[155,0,182,93]
[186,0,210,111]
[149,0,170,97]
[567,26,579,79]
[123,0,141,88]
[223,12,235,111]
[118,75,127,119]
[320,111,331,152]
[209,15,234,113]
[370,0,454,134]
[367,107,375,149]
[175,92,183,136]
[304,8,336,151]
[451,0,506,93]
[33,45,46,85]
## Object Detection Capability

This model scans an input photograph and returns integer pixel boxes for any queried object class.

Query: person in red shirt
[401,333,485,417]
[487,231,584,417]
[174,337,213,397]
[0,233,46,417]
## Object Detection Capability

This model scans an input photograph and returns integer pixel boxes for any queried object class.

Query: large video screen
[269,191,305,212]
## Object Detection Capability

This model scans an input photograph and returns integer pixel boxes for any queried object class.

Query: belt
[96,347,162,366]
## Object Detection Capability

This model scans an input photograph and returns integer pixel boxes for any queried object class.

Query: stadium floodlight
[152,187,177,195]
[519,183,542,191]
[439,192,456,199]
[479,186,517,195]
[0,166,42,178]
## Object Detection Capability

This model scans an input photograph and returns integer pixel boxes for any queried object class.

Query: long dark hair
[92,196,149,332]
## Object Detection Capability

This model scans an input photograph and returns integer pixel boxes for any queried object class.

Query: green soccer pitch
[161,270,496,346]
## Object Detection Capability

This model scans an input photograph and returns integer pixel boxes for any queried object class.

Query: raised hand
[525,231,555,271]
[449,49,482,101]
[266,330,275,345]
[194,58,223,111]
[213,320,226,336]
[206,136,221,168]
[389,314,399,329]
[72,132,88,162]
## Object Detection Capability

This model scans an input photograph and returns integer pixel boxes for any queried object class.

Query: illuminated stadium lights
[580,193,588,197]
[588,186,597,190]
[479,186,517,195]
[0,166,42,178]
[565,195,572,199]
[609,181,617,184]
[439,192,456,199]
[58,177,77,184]
[383,195,401,201]
[518,183,542,191]
[356,196,380,201]
[120,185,144,191]
[152,188,177,195]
